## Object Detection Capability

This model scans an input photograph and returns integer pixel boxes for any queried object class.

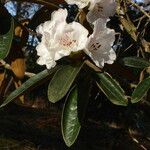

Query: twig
[84,60,102,72]
[75,9,82,21]
[25,72,36,77]
[129,128,148,150]
[123,43,134,53]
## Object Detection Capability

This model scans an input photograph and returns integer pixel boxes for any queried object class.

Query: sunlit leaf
[11,58,25,79]
[48,63,83,103]
[0,72,5,87]
[120,17,137,41]
[0,66,60,107]
[131,77,150,103]
[96,72,128,106]
[61,86,81,147]
[0,18,14,59]
[0,71,7,98]
[122,57,150,69]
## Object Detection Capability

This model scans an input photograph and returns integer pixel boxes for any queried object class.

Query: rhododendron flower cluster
[87,0,116,23]
[65,0,116,23]
[143,0,150,4]
[36,0,117,69]
[36,9,89,69]
[84,18,116,67]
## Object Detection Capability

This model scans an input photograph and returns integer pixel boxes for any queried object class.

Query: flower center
[95,3,103,12]
[59,32,76,48]
[90,42,101,51]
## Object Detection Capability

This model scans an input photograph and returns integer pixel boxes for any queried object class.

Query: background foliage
[0,0,150,149]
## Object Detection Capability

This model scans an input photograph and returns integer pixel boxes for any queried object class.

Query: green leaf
[61,86,81,147]
[48,63,83,103]
[122,57,150,69]
[0,66,60,107]
[131,77,150,103]
[0,18,14,59]
[96,72,128,106]
[77,73,91,123]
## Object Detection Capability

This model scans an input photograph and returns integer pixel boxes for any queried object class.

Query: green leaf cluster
[0,1,150,147]
[0,18,14,59]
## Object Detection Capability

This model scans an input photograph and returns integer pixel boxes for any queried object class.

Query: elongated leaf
[131,77,150,103]
[48,63,83,103]
[61,86,81,147]
[0,18,14,59]
[122,57,150,69]
[77,74,91,123]
[96,73,128,106]
[0,66,60,107]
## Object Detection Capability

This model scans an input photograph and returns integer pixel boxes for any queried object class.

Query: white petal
[87,0,116,23]
[51,8,68,23]
[36,23,44,34]
[54,21,88,52]
[35,8,88,69]
[36,41,49,57]
[85,18,116,68]
[36,41,54,68]
[69,22,89,51]
[88,0,99,10]
[45,60,56,69]
[55,49,71,60]
[36,9,68,34]
[92,18,108,36]
[143,0,150,4]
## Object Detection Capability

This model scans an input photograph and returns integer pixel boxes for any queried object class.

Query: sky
[5,1,41,18]
[4,0,148,19]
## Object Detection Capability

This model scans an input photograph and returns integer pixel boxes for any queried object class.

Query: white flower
[36,8,89,69]
[65,0,90,9]
[84,18,116,67]
[87,0,117,23]
[143,0,150,4]
[141,0,150,11]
